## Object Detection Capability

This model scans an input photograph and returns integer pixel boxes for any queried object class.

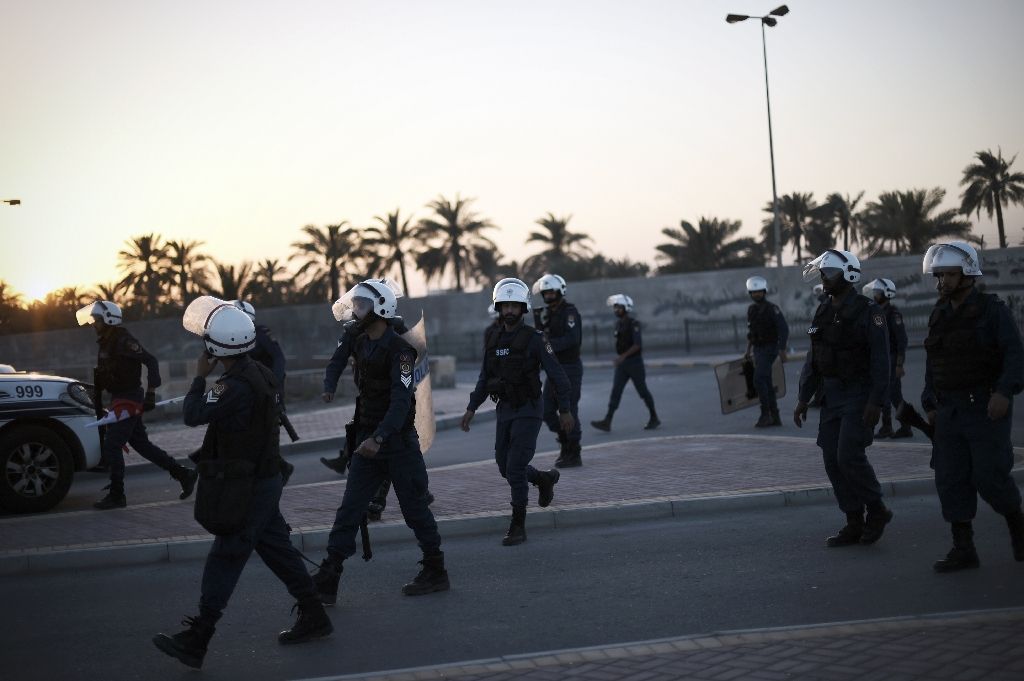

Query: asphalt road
[46,347,1024,512]
[4,493,1023,681]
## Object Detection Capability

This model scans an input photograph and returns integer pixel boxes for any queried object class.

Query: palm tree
[762,192,817,263]
[87,281,127,302]
[861,188,974,256]
[812,192,865,252]
[202,261,253,301]
[0,280,23,309]
[289,222,360,302]
[118,233,169,316]
[164,239,209,305]
[249,258,290,307]
[960,148,1024,249]
[363,209,417,296]
[521,213,594,281]
[414,194,498,291]
[656,217,763,274]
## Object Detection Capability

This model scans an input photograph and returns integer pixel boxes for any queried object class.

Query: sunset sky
[2,0,1023,301]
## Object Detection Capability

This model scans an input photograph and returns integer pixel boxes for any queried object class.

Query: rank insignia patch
[872,314,884,327]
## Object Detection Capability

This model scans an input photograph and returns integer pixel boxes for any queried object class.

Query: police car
[0,369,102,513]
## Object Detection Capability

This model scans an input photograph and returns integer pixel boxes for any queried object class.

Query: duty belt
[936,387,994,405]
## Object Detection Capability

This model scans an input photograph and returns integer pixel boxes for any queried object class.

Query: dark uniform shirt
[615,315,643,356]
[880,302,908,366]
[250,325,286,387]
[747,300,789,353]
[323,317,410,394]
[183,355,259,432]
[353,326,417,442]
[467,320,572,421]
[96,327,162,401]
[534,300,582,363]
[798,290,890,406]
[921,288,1024,411]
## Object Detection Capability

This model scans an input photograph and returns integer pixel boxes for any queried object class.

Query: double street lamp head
[725,5,788,26]
[2,199,20,206]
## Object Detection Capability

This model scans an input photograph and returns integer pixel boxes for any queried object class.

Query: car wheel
[0,425,75,513]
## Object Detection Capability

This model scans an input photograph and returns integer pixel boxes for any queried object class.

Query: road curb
[8,469,1021,577]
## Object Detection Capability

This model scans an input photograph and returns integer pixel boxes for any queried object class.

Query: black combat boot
[556,441,582,468]
[532,468,560,507]
[860,504,894,545]
[890,419,913,438]
[153,614,217,669]
[933,521,980,572]
[402,550,451,595]
[311,556,343,605]
[826,511,864,547]
[769,407,782,426]
[553,437,568,467]
[278,597,334,644]
[754,406,771,428]
[1004,509,1024,562]
[320,455,347,474]
[502,505,527,546]
[591,415,612,432]
[875,411,894,439]
[93,481,126,510]
[644,409,661,430]
[169,464,198,500]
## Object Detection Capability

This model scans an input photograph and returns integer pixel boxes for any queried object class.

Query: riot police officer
[75,301,196,509]
[533,274,585,468]
[461,278,573,546]
[153,298,331,670]
[744,276,789,428]
[920,242,1024,572]
[863,279,912,438]
[794,249,894,547]
[232,300,286,389]
[591,294,660,432]
[311,279,448,603]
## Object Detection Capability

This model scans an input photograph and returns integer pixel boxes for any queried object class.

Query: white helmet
[487,303,499,320]
[231,300,256,320]
[606,294,634,312]
[923,242,983,276]
[802,249,861,284]
[813,283,824,296]
[864,278,896,299]
[492,277,531,311]
[745,276,767,293]
[532,273,567,296]
[76,301,122,326]
[183,296,256,357]
[332,278,403,321]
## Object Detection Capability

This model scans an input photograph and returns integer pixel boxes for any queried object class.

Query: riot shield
[713,356,786,415]
[400,315,435,453]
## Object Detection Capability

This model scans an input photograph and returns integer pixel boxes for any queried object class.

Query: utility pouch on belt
[194,459,257,536]
[486,377,506,401]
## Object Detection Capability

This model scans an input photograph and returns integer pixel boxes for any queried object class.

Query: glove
[143,391,157,412]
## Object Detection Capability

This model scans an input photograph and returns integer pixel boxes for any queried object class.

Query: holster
[194,458,257,536]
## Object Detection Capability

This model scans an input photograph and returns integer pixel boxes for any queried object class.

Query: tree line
[1,148,1022,335]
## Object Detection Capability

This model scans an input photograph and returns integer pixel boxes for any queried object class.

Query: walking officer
[232,300,286,389]
[461,278,573,546]
[863,279,912,438]
[76,301,196,509]
[311,279,449,604]
[153,297,331,670]
[793,249,894,547]
[744,276,789,428]
[591,294,660,432]
[920,242,1024,572]
[532,274,585,468]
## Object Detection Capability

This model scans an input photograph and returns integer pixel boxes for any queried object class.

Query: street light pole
[2,199,20,205]
[727,5,789,268]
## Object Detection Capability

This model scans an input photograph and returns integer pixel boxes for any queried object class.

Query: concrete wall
[5,247,1024,374]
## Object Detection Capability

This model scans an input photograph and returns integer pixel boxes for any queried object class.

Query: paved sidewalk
[0,433,986,560]
[303,608,1024,681]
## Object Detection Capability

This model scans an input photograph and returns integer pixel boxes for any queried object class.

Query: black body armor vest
[924,293,1001,391]
[614,317,636,355]
[483,324,543,407]
[533,302,581,363]
[747,302,778,345]
[354,333,417,432]
[808,295,871,382]
[212,361,282,477]
[96,327,142,393]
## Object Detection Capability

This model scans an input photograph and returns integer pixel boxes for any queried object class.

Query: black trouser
[817,381,884,514]
[102,414,178,485]
[608,355,655,414]
[543,360,583,443]
[494,417,545,507]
